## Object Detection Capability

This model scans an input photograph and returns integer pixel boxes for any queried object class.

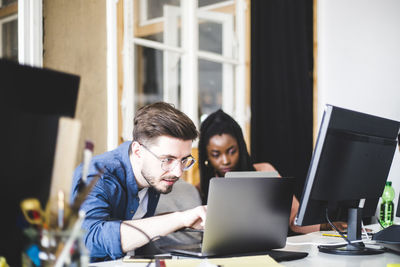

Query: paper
[164,255,283,267]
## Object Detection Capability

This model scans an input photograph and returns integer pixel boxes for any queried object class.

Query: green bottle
[379,181,395,228]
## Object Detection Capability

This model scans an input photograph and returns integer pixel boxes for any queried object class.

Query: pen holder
[21,195,88,267]
[38,228,88,267]
[21,222,88,267]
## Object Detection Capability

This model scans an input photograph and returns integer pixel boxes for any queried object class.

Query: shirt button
[130,210,134,214]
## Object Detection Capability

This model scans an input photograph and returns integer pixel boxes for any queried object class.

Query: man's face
[140,136,193,194]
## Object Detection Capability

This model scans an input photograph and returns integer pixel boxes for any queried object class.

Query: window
[121,0,249,142]
[0,0,42,66]
[0,0,18,61]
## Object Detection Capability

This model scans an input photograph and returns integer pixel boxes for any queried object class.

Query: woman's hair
[133,102,198,145]
[198,109,254,203]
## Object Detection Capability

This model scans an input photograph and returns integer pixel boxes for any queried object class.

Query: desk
[90,231,400,267]
[280,231,399,267]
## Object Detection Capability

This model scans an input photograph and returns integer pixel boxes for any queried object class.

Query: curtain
[250,0,313,199]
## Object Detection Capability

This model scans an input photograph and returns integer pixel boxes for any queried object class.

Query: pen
[322,233,347,238]
[127,259,153,263]
[54,210,85,267]
[122,257,166,266]
[81,140,94,184]
[58,190,65,229]
[75,141,94,198]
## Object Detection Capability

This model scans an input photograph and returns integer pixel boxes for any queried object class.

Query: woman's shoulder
[253,162,278,172]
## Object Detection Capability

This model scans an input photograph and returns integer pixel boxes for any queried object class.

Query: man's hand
[180,205,207,230]
[121,205,207,252]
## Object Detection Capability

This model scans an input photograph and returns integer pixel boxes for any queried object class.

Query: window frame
[18,0,42,67]
[0,13,17,58]
[0,0,43,66]
[120,0,249,143]
[0,1,17,59]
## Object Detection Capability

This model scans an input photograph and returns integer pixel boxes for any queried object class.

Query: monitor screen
[0,59,80,266]
[295,104,400,255]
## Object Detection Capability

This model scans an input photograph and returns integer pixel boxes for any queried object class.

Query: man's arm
[120,205,206,252]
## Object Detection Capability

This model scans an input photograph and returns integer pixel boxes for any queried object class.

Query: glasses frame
[139,143,196,172]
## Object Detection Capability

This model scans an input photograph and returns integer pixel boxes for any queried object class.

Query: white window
[0,0,18,61]
[0,0,42,66]
[18,0,42,67]
[121,0,248,141]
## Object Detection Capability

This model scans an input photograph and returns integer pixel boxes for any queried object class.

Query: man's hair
[198,109,254,203]
[132,102,198,144]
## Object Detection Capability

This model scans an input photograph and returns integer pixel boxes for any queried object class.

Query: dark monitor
[397,188,400,218]
[295,104,400,255]
[0,59,80,266]
[397,135,400,218]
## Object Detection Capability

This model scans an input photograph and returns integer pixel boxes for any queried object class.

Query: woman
[198,109,271,200]
[198,109,343,234]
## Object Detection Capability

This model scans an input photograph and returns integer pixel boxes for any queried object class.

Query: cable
[286,239,383,248]
[287,240,359,247]
[323,208,384,253]
[124,227,163,267]
[324,208,363,249]
[83,217,167,267]
[89,217,167,253]
[361,221,371,241]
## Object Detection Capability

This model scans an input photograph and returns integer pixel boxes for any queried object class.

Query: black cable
[323,208,384,253]
[324,208,364,249]
[87,216,168,253]
[83,216,167,267]
[120,221,164,267]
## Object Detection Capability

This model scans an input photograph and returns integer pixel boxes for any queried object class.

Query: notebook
[166,177,305,259]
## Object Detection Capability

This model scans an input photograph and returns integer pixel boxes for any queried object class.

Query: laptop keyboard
[161,243,202,253]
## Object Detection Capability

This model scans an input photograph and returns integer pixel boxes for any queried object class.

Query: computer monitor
[397,190,400,218]
[397,135,400,218]
[295,104,400,255]
[0,59,80,266]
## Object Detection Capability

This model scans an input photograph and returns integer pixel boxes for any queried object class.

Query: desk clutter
[19,138,98,267]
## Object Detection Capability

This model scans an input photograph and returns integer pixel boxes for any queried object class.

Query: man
[71,102,206,262]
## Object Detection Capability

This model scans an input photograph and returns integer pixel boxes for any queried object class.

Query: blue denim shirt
[70,141,160,262]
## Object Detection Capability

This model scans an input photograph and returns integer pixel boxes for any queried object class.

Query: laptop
[165,177,305,259]
[225,170,280,178]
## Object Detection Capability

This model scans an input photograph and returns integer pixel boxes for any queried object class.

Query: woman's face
[206,133,240,177]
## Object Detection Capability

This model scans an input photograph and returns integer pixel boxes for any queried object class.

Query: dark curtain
[250,0,313,199]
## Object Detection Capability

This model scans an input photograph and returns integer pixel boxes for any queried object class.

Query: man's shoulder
[94,141,131,162]
[91,142,132,175]
[72,141,133,192]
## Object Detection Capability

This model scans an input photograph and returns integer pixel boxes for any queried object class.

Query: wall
[316,0,400,214]
[43,0,108,161]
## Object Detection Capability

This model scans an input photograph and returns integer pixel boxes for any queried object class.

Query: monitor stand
[318,208,385,255]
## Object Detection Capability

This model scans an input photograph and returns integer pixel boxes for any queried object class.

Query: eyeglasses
[139,143,196,172]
